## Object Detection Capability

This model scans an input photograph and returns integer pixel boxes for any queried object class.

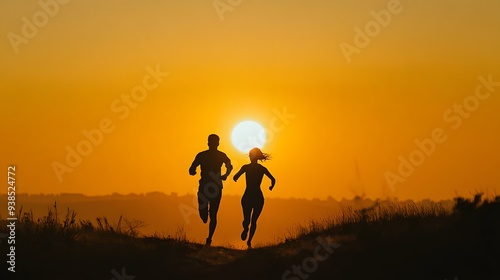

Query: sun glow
[231,120,266,153]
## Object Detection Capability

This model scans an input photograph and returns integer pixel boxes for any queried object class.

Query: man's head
[208,134,220,150]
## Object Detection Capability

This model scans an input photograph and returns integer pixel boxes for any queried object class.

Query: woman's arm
[233,165,245,182]
[264,168,276,190]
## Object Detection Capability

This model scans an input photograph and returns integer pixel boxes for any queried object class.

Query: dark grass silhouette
[1,194,499,280]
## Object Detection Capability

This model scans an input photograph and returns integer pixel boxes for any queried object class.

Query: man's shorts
[197,179,222,222]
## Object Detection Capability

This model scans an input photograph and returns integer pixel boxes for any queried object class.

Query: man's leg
[207,191,222,245]
[197,190,209,224]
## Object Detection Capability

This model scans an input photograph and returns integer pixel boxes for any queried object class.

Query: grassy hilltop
[1,194,499,280]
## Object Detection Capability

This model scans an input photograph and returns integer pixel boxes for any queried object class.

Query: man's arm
[189,154,200,176]
[220,155,233,181]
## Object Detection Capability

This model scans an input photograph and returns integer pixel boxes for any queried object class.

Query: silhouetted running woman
[233,147,276,247]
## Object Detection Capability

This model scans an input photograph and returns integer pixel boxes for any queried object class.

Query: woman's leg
[247,199,264,246]
[241,195,252,240]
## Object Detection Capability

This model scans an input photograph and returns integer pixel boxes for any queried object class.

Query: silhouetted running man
[233,147,276,248]
[189,134,233,246]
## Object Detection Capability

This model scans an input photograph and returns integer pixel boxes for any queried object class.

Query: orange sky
[1,0,499,201]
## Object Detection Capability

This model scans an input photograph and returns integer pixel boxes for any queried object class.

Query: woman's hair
[249,147,271,162]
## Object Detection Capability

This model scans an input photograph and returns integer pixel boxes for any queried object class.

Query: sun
[231,120,266,153]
